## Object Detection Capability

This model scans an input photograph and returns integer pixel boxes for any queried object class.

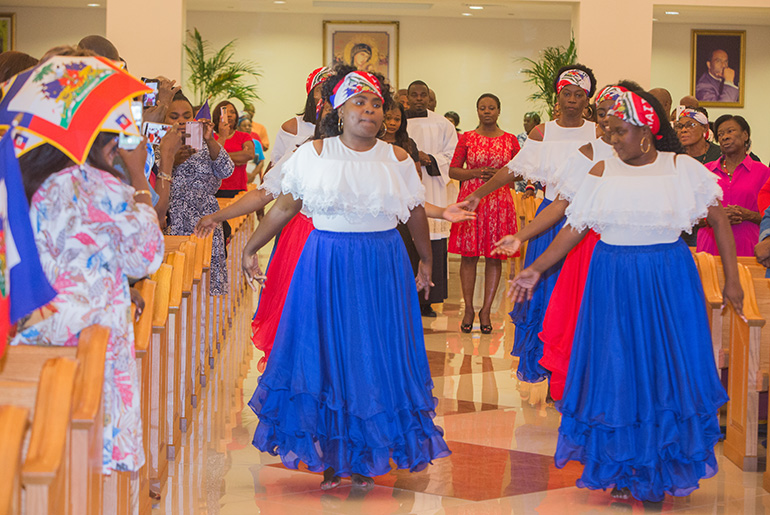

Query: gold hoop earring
[337,115,344,133]
[640,136,651,154]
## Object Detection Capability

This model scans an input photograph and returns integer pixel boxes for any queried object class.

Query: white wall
[652,21,770,159]
[0,6,105,59]
[185,11,571,162]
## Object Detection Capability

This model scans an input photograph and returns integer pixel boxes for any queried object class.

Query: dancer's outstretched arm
[406,205,433,300]
[241,192,302,289]
[195,188,274,236]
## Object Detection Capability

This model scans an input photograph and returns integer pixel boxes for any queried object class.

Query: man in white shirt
[405,80,458,317]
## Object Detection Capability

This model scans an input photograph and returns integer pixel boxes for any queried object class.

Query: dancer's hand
[443,201,477,223]
[508,268,541,303]
[416,260,434,300]
[722,277,745,319]
[242,252,266,291]
[463,195,480,212]
[492,235,521,256]
[195,214,219,237]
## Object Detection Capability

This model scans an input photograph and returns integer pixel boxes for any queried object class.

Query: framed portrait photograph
[323,21,399,88]
[691,29,745,108]
[0,13,14,53]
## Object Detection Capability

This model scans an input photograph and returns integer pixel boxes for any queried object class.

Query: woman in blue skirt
[511,90,744,502]
[241,66,451,490]
[465,65,598,391]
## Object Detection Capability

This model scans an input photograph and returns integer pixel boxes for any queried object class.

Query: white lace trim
[565,154,723,234]
[279,141,425,224]
[506,138,589,187]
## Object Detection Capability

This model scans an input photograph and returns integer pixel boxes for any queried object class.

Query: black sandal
[479,311,492,334]
[460,312,475,333]
[320,467,341,490]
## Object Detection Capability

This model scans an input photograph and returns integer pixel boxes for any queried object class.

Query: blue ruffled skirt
[510,198,566,382]
[555,239,728,502]
[249,229,451,477]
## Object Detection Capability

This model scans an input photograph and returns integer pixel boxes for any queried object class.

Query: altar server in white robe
[406,80,458,317]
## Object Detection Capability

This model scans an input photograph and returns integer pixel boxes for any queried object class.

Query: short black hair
[524,111,541,124]
[552,63,597,98]
[172,90,193,111]
[407,80,429,94]
[476,93,501,110]
[714,114,751,149]
[444,111,460,126]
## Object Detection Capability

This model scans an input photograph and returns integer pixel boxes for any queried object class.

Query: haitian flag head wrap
[608,91,662,139]
[306,66,333,95]
[331,71,383,109]
[679,108,709,126]
[596,85,628,105]
[556,69,592,95]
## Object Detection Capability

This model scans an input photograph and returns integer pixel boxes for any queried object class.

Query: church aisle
[151,256,770,514]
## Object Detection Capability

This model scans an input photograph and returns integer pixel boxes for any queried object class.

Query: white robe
[407,111,458,239]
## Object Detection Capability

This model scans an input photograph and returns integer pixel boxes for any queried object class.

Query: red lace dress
[448,131,520,258]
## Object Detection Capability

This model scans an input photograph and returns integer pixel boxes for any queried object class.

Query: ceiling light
[87,2,100,6]
[665,11,679,15]
[274,0,286,4]
[462,12,472,16]
[652,17,658,21]
[469,5,483,9]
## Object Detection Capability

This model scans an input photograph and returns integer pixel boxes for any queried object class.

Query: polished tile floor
[153,255,770,514]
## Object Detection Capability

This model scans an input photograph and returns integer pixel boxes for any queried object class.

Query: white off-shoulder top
[551,137,615,202]
[565,152,722,246]
[279,136,425,232]
[506,120,597,201]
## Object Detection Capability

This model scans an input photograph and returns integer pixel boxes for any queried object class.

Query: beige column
[106,0,186,82]
[572,0,654,89]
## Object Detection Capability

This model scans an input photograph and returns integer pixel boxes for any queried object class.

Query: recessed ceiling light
[652,17,658,21]
[665,11,679,15]
[274,0,286,4]
[462,12,472,16]
[469,5,483,9]
[87,2,100,6]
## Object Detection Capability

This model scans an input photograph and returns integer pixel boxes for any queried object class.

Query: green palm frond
[184,28,261,107]
[518,36,577,120]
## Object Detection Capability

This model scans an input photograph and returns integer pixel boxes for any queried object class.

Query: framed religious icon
[0,13,14,53]
[323,21,399,88]
[691,29,745,108]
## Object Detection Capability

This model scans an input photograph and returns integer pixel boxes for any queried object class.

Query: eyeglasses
[674,121,701,131]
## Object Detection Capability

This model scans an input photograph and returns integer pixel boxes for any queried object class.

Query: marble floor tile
[152,253,770,515]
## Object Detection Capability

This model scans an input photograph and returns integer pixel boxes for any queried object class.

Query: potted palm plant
[184,28,261,108]
[519,36,577,120]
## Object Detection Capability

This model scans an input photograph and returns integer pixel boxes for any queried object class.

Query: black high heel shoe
[460,312,475,333]
[479,311,492,334]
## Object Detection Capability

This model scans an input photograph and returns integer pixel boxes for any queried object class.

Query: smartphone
[130,100,143,127]
[142,121,171,145]
[185,121,204,151]
[220,106,227,123]
[118,133,143,150]
[141,78,159,108]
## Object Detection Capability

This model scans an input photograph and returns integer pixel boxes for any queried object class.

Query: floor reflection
[152,255,770,515]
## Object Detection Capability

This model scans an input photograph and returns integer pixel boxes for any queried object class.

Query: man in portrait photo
[695,48,739,103]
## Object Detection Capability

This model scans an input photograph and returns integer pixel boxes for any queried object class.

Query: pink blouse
[696,155,770,256]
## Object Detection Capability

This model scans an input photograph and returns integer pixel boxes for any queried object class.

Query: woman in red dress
[449,93,520,334]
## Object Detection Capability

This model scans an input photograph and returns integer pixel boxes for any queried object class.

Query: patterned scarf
[306,66,333,94]
[679,108,708,126]
[331,71,383,109]
[556,69,592,95]
[596,85,628,105]
[608,91,662,138]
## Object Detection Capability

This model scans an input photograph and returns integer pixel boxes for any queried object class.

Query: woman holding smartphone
[161,90,235,296]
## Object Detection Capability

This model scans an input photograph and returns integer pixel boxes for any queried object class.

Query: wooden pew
[0,357,78,515]
[694,252,725,367]
[131,279,156,514]
[148,264,172,491]
[0,326,109,515]
[0,405,29,515]
[723,264,766,471]
[163,251,186,461]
